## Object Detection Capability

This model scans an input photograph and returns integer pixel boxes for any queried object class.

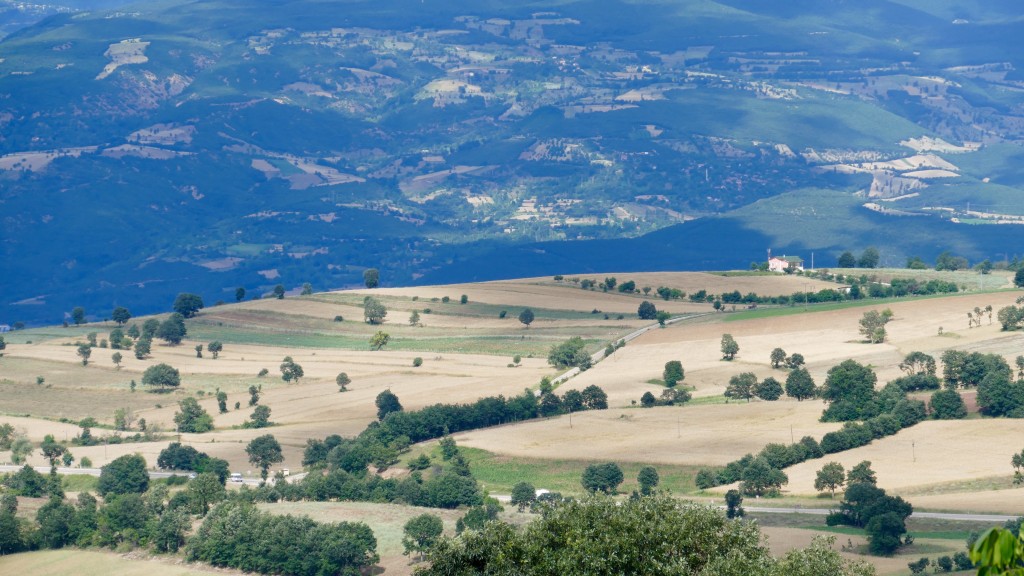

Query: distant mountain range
[3,0,1024,325]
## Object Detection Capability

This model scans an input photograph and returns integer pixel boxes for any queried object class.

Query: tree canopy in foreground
[420,493,875,575]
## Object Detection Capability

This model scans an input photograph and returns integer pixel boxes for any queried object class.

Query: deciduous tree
[637,300,657,320]
[142,363,180,390]
[370,331,390,350]
[814,462,846,497]
[98,454,149,496]
[111,306,132,325]
[375,389,403,421]
[770,347,786,368]
[245,434,283,482]
[157,313,187,345]
[518,308,534,328]
[403,513,444,561]
[363,268,380,288]
[720,334,739,360]
[663,360,684,387]
[363,297,387,324]
[725,372,757,402]
[172,293,204,318]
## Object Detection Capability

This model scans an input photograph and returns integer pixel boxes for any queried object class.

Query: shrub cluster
[187,500,378,576]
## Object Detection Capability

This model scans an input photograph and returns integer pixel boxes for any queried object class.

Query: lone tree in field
[77,344,92,366]
[720,334,739,360]
[518,308,535,328]
[363,268,380,289]
[859,310,890,343]
[510,482,537,511]
[375,389,403,421]
[111,352,123,369]
[172,293,204,318]
[814,462,846,497]
[336,372,351,392]
[403,513,443,562]
[409,310,420,326]
[370,331,390,351]
[770,348,787,369]
[363,297,387,324]
[143,363,181,391]
[247,405,272,428]
[246,434,283,483]
[207,341,223,359]
[216,390,228,414]
[725,489,745,518]
[111,306,132,326]
[663,361,684,387]
[71,306,86,326]
[637,300,657,320]
[273,284,285,299]
[235,287,246,302]
[279,356,304,382]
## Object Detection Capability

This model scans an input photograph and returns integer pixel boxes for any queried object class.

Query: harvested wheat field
[454,402,841,466]
[0,549,243,576]
[783,419,1024,504]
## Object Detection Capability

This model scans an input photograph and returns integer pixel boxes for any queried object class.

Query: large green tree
[581,462,624,494]
[637,300,657,320]
[518,308,535,328]
[363,297,387,324]
[814,462,846,497]
[510,482,536,511]
[663,361,684,387]
[403,513,444,561]
[421,494,875,575]
[548,336,590,369]
[375,389,403,421]
[111,306,132,325]
[720,334,739,360]
[725,372,757,402]
[246,434,284,482]
[363,268,380,288]
[820,360,878,421]
[142,363,180,390]
[174,397,214,433]
[172,293,204,318]
[157,313,187,345]
[97,454,150,496]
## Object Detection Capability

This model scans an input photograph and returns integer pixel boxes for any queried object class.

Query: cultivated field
[0,549,243,575]
[1,269,1022,574]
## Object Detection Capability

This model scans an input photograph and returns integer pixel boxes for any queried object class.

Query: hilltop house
[768,255,804,273]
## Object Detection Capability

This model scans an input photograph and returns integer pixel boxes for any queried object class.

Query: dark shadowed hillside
[3,0,1024,324]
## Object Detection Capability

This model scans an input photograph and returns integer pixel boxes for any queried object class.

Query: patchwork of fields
[1,269,1021,574]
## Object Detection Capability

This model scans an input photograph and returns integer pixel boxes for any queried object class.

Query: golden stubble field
[2,272,1024,511]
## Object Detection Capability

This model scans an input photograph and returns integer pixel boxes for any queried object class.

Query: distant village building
[768,255,804,273]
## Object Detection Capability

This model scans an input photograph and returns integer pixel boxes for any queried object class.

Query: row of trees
[366,386,608,446]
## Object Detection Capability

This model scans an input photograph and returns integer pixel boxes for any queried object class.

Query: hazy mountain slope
[3,0,1024,325]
